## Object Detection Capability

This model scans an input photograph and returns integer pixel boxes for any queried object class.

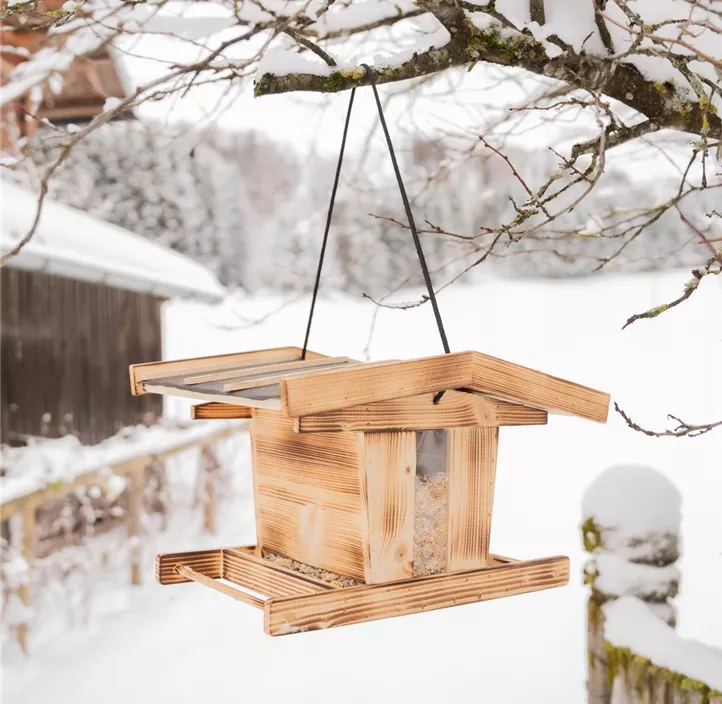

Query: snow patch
[1,420,242,505]
[590,553,680,600]
[0,181,225,302]
[582,464,681,556]
[256,48,334,79]
[604,597,722,692]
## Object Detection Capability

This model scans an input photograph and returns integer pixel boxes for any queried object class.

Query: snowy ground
[4,270,721,704]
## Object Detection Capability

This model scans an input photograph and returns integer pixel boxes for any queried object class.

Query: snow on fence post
[582,465,722,704]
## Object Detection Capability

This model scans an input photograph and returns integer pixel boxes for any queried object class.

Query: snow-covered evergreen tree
[37,122,712,294]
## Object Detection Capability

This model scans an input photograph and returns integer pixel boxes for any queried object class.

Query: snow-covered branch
[255,0,722,140]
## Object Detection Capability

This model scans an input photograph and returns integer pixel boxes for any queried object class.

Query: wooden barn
[1,180,225,445]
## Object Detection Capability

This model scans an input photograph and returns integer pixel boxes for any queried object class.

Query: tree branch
[621,252,721,329]
[615,402,722,438]
[255,2,721,139]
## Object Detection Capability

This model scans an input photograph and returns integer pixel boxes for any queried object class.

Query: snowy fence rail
[0,422,241,655]
[583,465,722,704]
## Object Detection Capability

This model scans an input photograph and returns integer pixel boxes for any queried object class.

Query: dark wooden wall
[1,268,164,445]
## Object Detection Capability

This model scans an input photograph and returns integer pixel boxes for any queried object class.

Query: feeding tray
[131,346,609,635]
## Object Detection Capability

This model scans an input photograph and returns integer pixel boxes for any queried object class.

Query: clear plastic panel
[413,430,448,577]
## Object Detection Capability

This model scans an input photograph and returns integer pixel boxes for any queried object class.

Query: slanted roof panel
[130,348,610,424]
[469,351,609,423]
[1,181,225,302]
[281,351,609,423]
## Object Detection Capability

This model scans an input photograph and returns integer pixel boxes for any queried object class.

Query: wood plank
[224,548,333,592]
[223,359,357,393]
[144,383,282,410]
[191,402,253,420]
[222,548,329,596]
[176,565,264,608]
[249,417,265,557]
[470,351,609,423]
[186,356,350,386]
[264,556,570,635]
[281,352,475,418]
[255,491,365,582]
[130,347,325,395]
[358,432,416,583]
[252,410,362,506]
[447,427,499,571]
[156,548,224,585]
[251,409,366,580]
[294,391,547,432]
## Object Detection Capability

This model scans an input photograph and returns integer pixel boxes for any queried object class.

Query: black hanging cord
[301,87,356,360]
[300,66,450,402]
[360,64,451,359]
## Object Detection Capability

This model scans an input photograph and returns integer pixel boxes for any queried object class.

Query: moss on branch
[254,14,721,140]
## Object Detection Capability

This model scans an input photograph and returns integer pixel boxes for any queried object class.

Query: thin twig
[615,402,722,437]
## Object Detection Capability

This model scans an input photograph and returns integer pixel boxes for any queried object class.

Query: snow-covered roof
[1,181,226,302]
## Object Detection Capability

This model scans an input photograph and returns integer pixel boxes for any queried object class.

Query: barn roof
[1,181,225,302]
[129,347,611,425]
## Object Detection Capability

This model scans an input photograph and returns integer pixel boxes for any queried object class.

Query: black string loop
[301,86,356,360]
[301,66,450,403]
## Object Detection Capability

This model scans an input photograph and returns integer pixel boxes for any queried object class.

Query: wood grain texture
[470,351,609,423]
[130,346,324,395]
[135,347,608,424]
[224,548,332,594]
[264,556,570,635]
[251,409,366,580]
[176,565,264,608]
[358,432,416,583]
[191,402,253,420]
[186,357,348,386]
[294,391,547,432]
[447,427,499,571]
[223,360,356,393]
[256,492,365,581]
[156,548,223,585]
[281,352,475,418]
[280,349,608,423]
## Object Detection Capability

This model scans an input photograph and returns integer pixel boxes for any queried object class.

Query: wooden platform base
[156,547,569,636]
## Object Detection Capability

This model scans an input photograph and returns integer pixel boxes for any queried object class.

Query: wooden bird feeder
[129,346,609,635]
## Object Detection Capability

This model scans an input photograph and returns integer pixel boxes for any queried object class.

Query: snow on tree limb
[254,0,721,139]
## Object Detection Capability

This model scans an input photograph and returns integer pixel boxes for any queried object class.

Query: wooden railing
[0,424,239,654]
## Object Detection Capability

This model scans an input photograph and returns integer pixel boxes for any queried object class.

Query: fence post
[128,462,145,586]
[201,445,219,535]
[15,502,36,654]
[581,465,681,704]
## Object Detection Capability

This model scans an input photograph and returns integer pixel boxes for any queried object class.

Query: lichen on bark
[254,9,721,140]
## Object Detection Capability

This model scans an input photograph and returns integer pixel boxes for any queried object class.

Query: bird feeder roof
[130,347,609,425]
